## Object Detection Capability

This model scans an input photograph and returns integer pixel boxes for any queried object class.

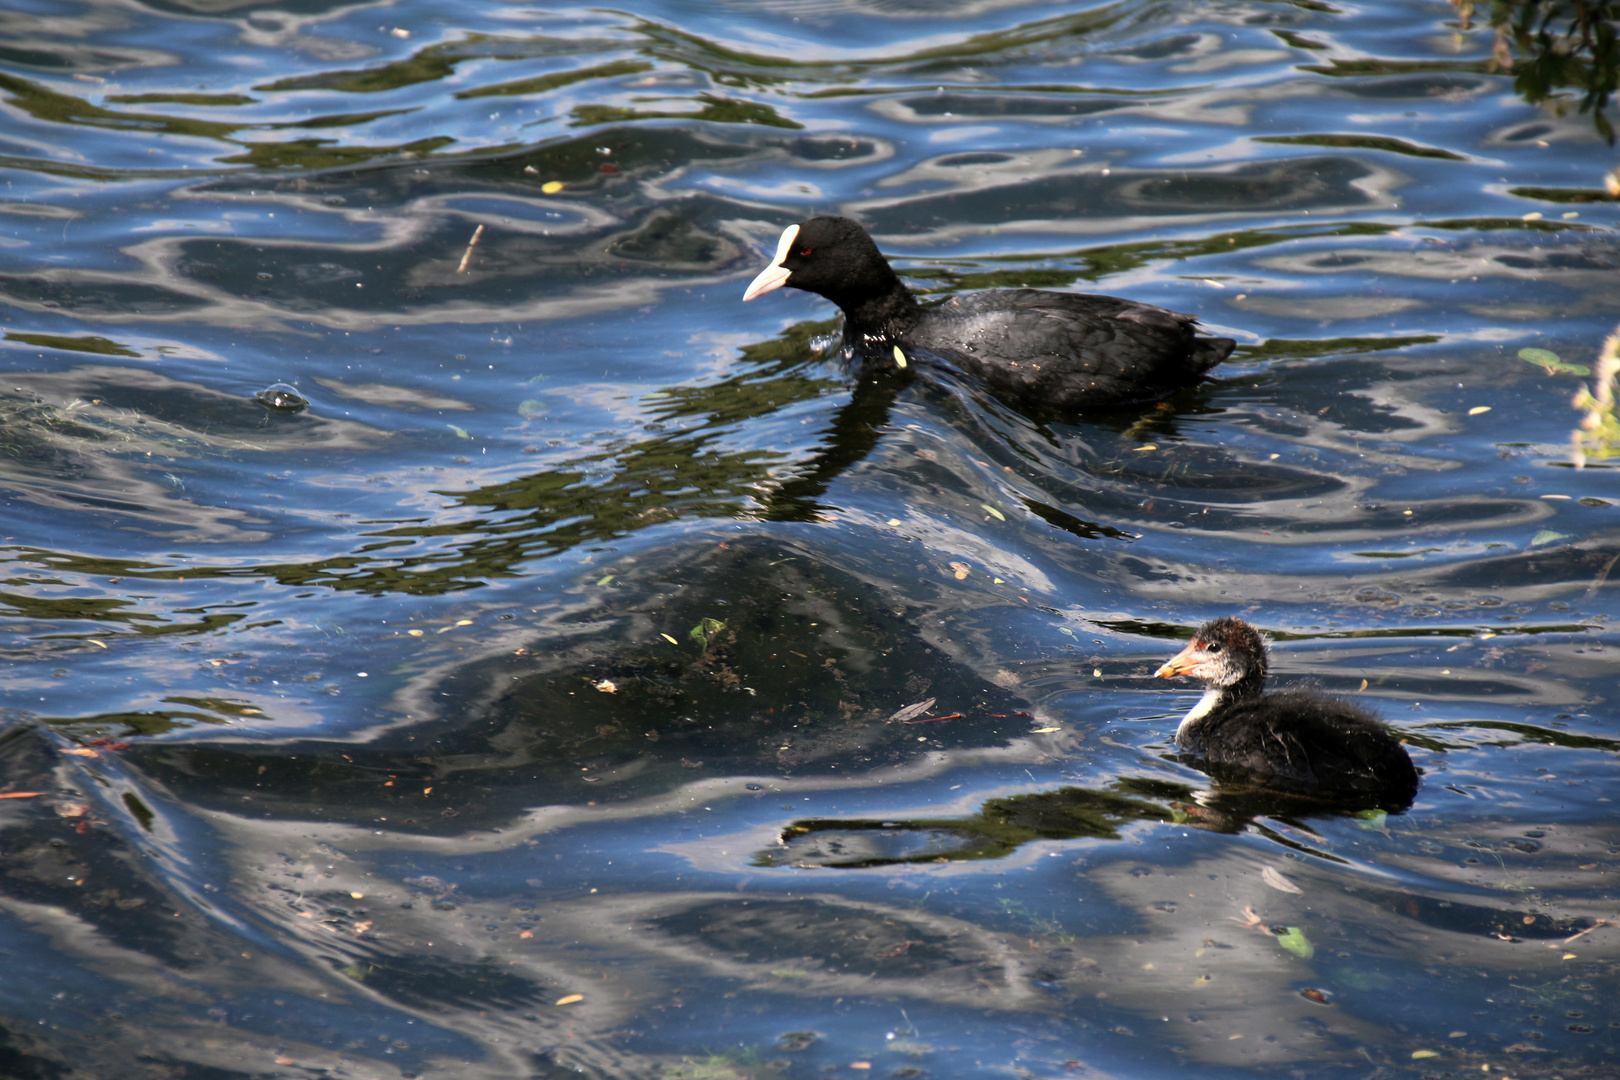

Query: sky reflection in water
[0,0,1618,1077]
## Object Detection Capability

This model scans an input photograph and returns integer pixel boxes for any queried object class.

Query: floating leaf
[1520,347,1589,375]
[554,994,583,1006]
[980,503,1005,521]
[1530,529,1568,547]
[1274,926,1314,958]
[541,181,563,194]
[518,399,546,418]
[1467,405,1491,415]
[887,698,936,724]
[690,616,725,650]
[1353,809,1388,830]
[1058,626,1076,637]
[1261,866,1303,894]
[1411,1050,1439,1059]
[596,575,614,586]
[949,561,971,580]
[446,423,470,438]
[1031,726,1060,734]
[660,633,678,645]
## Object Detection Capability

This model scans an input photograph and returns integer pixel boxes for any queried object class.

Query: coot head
[1154,616,1267,693]
[742,216,909,317]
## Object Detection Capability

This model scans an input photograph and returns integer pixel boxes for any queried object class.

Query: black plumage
[742,215,1233,412]
[1155,617,1419,808]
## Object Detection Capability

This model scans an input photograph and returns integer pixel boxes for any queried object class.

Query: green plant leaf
[1275,926,1315,958]
[690,616,726,649]
[1520,347,1590,375]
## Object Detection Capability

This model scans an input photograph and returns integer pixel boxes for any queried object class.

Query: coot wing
[910,289,1231,408]
[1193,691,1418,805]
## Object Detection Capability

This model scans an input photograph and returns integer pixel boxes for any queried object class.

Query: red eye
[798,247,812,256]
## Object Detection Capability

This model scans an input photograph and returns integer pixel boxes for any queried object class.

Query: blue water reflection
[2,0,1619,1076]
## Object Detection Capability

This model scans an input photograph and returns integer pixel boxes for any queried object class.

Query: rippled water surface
[2,0,1619,1076]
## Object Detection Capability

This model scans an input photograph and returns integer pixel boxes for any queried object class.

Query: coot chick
[742,216,1234,412]
[1155,617,1418,807]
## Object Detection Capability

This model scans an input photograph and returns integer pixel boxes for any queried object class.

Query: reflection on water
[2,0,1620,1076]
[1455,0,1620,142]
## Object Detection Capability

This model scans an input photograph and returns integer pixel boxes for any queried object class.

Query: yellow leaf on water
[1133,444,1157,451]
[980,503,1005,521]
[1412,1050,1439,1059]
[1031,726,1060,734]
[541,181,564,194]
[1468,406,1491,416]
[660,633,678,644]
[555,994,583,1006]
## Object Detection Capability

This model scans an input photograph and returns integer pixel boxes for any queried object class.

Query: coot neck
[828,268,921,345]
[1173,663,1267,742]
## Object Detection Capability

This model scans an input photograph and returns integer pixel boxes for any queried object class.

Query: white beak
[742,223,800,301]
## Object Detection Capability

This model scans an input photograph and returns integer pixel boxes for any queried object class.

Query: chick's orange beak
[1154,642,1202,679]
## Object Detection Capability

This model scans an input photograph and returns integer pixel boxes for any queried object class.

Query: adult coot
[1154,617,1419,807]
[742,216,1234,411]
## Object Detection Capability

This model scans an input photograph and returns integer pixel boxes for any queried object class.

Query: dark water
[2,0,1619,1077]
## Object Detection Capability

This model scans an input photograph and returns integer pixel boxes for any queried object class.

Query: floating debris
[457,223,485,273]
[254,383,308,411]
[886,698,936,724]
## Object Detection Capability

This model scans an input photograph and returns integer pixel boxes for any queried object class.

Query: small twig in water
[1586,554,1620,597]
[1557,918,1611,946]
[904,713,963,725]
[457,224,485,273]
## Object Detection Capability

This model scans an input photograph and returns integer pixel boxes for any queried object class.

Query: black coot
[742,216,1234,412]
[1155,617,1419,807]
